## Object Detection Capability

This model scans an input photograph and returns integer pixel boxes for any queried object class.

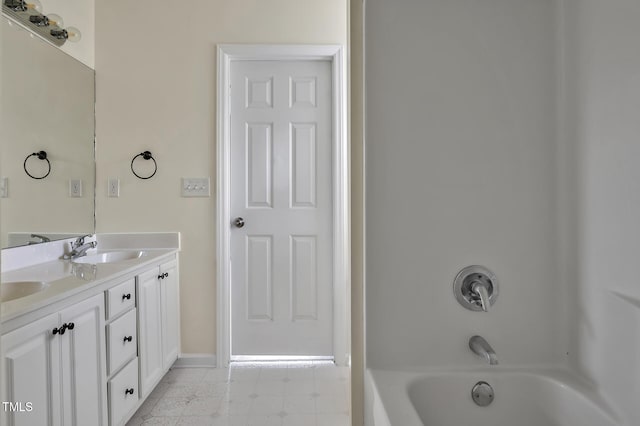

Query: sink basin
[72,251,146,264]
[1,281,49,302]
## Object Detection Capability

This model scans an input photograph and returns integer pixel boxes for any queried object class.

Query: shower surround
[365,0,640,424]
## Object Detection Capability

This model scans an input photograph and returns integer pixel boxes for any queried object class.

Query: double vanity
[0,233,180,426]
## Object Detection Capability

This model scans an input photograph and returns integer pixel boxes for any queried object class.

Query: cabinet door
[60,293,107,426]
[1,312,62,426]
[161,259,179,368]
[137,267,164,398]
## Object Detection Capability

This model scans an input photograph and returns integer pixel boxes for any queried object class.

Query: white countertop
[1,233,180,326]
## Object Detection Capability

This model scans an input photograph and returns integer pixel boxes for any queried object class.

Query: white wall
[366,0,563,368]
[562,1,640,424]
[94,0,347,355]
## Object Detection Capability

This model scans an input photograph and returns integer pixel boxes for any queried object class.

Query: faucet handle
[471,281,491,312]
[72,234,93,248]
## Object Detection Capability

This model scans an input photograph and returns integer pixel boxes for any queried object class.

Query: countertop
[1,233,180,328]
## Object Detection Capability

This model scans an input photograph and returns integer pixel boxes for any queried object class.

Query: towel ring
[131,151,157,179]
[24,151,51,179]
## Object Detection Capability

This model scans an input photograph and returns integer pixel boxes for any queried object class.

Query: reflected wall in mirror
[1,18,95,248]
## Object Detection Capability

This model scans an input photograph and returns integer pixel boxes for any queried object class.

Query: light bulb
[50,26,81,42]
[50,27,82,42]
[30,13,64,28]
[47,14,63,28]
[25,0,42,13]
[65,26,81,42]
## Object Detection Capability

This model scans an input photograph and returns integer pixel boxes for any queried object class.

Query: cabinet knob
[125,388,135,395]
[52,323,74,336]
[158,274,163,280]
[124,336,133,343]
[122,293,131,300]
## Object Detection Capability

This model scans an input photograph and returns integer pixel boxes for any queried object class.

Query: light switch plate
[69,179,82,197]
[108,178,120,198]
[181,177,210,197]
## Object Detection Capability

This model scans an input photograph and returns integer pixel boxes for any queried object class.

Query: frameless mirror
[0,18,95,248]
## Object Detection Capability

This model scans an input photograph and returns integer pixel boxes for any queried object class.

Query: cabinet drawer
[106,278,136,320]
[108,357,139,426]
[107,308,137,375]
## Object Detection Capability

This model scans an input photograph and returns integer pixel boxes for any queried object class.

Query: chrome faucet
[469,335,498,365]
[63,235,97,260]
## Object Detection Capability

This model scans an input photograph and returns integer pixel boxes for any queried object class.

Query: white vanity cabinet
[1,293,107,426]
[1,237,180,426]
[137,258,179,398]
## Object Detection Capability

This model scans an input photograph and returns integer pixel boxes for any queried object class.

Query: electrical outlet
[181,177,210,197]
[0,177,7,198]
[108,178,120,198]
[69,179,83,197]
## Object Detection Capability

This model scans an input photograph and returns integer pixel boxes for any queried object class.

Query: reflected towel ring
[24,151,51,179]
[131,151,157,179]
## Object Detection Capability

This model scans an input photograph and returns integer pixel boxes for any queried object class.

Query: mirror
[1,18,95,249]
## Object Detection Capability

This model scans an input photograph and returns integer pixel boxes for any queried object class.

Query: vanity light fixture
[2,0,80,46]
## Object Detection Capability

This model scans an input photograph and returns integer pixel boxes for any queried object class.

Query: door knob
[234,217,245,228]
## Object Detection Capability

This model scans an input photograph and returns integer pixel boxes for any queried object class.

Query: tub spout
[469,335,498,365]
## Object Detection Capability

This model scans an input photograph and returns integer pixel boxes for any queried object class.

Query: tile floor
[126,362,350,426]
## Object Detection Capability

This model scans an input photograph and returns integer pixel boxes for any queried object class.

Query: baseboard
[173,354,217,368]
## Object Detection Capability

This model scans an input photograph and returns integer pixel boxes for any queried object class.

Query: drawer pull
[124,336,133,343]
[125,388,135,395]
[122,293,131,300]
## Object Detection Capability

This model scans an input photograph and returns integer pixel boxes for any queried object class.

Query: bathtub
[365,368,619,426]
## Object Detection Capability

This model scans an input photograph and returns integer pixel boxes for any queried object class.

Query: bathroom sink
[72,251,146,264]
[1,281,49,302]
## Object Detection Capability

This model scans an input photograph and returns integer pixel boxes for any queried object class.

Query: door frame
[216,44,349,367]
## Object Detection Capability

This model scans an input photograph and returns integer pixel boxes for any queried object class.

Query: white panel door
[230,60,333,357]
